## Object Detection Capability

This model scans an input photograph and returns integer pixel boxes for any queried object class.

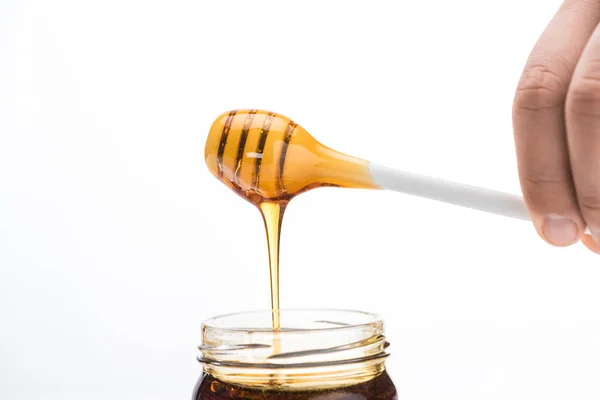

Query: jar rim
[199,308,389,389]
[201,308,382,334]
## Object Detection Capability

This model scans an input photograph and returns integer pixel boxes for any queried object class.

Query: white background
[1,1,600,399]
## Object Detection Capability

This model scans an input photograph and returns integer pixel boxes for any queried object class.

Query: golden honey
[193,370,397,400]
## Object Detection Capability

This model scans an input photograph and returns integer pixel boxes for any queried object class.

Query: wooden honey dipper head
[205,110,378,205]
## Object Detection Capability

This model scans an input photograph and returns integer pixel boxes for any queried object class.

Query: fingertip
[581,234,600,255]
[537,214,581,247]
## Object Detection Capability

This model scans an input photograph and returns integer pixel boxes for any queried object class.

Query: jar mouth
[198,309,389,389]
[202,308,382,334]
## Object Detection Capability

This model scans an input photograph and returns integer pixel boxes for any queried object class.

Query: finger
[566,18,600,244]
[513,0,600,247]
[582,234,600,254]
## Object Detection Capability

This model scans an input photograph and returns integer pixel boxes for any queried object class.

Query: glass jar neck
[197,309,390,390]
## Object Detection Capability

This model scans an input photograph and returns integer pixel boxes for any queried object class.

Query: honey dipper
[205,109,587,232]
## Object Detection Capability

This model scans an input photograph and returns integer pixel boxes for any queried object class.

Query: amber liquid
[205,110,379,329]
[258,201,285,329]
[193,371,398,400]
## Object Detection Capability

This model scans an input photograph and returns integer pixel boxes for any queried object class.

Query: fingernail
[541,215,579,246]
[589,228,600,245]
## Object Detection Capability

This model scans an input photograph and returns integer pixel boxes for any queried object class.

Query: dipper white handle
[369,163,590,234]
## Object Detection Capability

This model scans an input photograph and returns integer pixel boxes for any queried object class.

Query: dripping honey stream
[205,110,379,331]
[258,201,285,330]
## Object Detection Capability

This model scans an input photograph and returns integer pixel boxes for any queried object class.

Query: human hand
[513,0,600,253]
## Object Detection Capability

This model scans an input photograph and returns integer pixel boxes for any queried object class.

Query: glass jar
[193,309,397,400]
